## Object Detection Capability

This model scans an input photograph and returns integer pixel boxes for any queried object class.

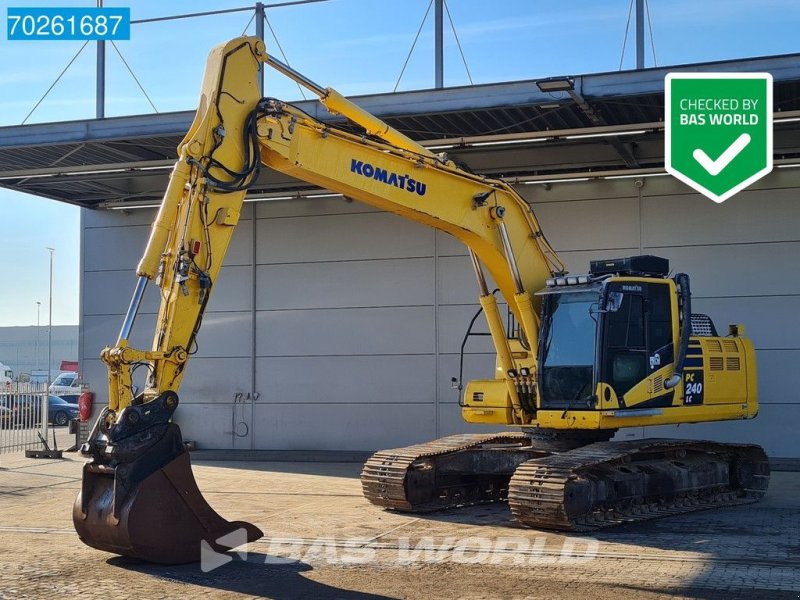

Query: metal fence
[0,383,48,454]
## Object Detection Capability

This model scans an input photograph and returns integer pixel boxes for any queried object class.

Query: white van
[0,362,13,390]
[49,371,81,396]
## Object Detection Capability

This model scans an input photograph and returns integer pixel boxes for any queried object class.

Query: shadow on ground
[409,494,798,555]
[192,459,364,479]
[108,553,395,599]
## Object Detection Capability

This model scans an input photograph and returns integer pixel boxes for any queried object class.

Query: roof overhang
[2,52,800,208]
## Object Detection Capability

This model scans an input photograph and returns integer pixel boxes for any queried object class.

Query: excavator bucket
[73,392,262,564]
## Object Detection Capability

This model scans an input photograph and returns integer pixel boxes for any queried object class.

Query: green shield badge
[665,73,773,203]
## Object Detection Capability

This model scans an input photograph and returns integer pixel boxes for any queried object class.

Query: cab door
[601,280,675,408]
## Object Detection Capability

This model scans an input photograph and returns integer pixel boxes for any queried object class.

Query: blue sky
[0,0,798,326]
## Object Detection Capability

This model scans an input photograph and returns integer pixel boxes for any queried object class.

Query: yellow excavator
[73,37,769,564]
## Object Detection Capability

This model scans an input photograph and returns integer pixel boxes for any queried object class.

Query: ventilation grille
[707,339,723,353]
[649,375,664,394]
[472,392,484,402]
[723,340,739,353]
[709,357,724,371]
[691,314,718,336]
[727,357,741,371]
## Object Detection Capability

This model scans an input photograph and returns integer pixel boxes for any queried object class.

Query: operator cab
[536,255,678,410]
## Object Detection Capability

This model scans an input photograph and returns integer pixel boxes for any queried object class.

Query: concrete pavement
[0,452,798,599]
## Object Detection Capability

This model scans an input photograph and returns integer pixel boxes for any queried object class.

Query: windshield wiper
[561,379,590,419]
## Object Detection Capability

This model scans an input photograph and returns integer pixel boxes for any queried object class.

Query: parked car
[47,396,79,426]
[0,405,11,428]
[2,395,79,427]
[49,372,81,396]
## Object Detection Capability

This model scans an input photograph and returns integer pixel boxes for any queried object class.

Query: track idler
[73,392,262,564]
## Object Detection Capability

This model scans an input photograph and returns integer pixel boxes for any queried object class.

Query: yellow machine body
[96,36,760,436]
[463,276,758,430]
[75,37,764,562]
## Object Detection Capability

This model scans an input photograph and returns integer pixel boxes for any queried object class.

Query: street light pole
[46,248,54,391]
[35,301,41,372]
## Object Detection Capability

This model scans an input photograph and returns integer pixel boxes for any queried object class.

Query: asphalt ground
[0,452,798,600]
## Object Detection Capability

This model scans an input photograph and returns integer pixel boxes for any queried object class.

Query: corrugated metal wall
[79,168,800,457]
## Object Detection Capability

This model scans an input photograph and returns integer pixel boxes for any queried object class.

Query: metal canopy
[2,52,800,208]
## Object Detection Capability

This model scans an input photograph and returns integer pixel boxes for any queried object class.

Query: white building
[2,54,798,459]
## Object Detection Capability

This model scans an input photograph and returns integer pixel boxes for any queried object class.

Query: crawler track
[361,433,534,511]
[508,439,770,531]
[362,435,770,531]
[361,430,610,513]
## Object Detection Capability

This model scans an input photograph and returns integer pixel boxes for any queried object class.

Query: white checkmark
[692,133,751,176]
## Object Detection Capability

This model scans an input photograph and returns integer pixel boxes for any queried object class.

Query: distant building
[0,325,78,378]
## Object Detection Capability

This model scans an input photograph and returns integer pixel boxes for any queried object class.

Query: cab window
[648,283,673,352]
[603,282,675,399]
[604,292,646,397]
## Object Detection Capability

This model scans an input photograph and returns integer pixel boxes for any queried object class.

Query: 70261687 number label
[7,7,130,41]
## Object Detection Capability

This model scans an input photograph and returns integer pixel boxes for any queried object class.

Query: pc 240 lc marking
[684,371,704,405]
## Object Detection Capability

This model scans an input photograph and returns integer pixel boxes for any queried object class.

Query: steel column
[255,3,265,96]
[434,0,443,88]
[635,0,645,69]
[96,0,105,118]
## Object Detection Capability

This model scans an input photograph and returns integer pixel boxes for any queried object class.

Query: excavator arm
[104,39,265,412]
[106,36,563,419]
[74,39,267,564]
[74,36,565,563]
[109,36,565,424]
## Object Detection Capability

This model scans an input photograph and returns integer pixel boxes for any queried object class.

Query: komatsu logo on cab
[350,159,427,196]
